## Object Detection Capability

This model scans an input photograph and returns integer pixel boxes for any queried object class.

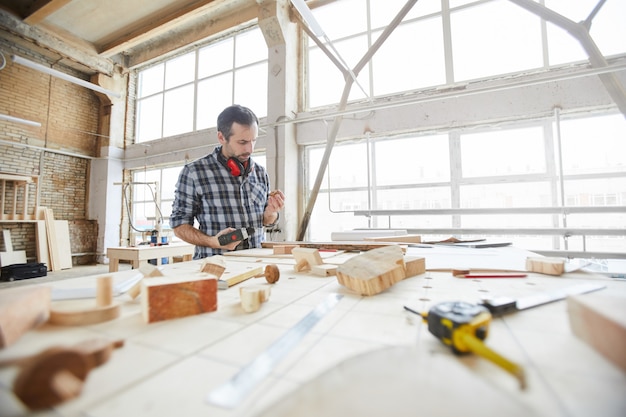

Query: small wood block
[141,274,218,323]
[240,285,271,313]
[273,244,299,255]
[404,256,426,278]
[311,264,337,277]
[336,245,406,296]
[567,292,626,372]
[0,286,51,348]
[292,247,323,272]
[218,266,264,290]
[127,263,165,299]
[201,255,227,277]
[364,234,422,244]
[526,256,565,276]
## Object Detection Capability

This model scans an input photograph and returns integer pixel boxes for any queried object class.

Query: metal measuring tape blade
[206,293,343,409]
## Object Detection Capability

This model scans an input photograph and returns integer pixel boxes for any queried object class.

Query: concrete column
[258,0,299,241]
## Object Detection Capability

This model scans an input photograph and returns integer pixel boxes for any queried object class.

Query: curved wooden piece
[49,304,120,326]
[262,264,280,283]
[13,347,89,410]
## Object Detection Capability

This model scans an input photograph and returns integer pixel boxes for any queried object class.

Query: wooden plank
[364,234,422,243]
[0,229,27,266]
[526,256,565,276]
[43,208,59,271]
[54,220,73,269]
[262,241,406,252]
[0,286,51,348]
[568,292,626,372]
[336,245,406,296]
[35,220,50,267]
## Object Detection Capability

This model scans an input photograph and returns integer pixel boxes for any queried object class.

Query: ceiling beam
[24,0,72,24]
[0,8,115,75]
[99,0,222,57]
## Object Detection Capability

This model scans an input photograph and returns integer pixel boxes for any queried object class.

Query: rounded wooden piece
[13,347,89,410]
[264,264,280,284]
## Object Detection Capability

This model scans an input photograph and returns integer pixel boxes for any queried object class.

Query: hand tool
[405,301,526,389]
[479,282,605,316]
[206,293,343,408]
[452,269,527,278]
[218,227,255,246]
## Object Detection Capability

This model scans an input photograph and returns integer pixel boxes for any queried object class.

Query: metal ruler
[206,293,343,409]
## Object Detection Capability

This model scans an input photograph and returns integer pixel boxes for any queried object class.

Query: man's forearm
[173,224,217,248]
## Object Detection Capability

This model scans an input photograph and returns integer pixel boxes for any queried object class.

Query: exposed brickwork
[0,42,101,265]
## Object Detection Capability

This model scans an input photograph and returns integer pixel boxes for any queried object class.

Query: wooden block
[200,255,227,277]
[141,274,218,323]
[0,286,51,348]
[364,234,422,244]
[240,285,271,313]
[567,292,626,372]
[273,244,299,255]
[127,263,164,299]
[0,250,27,266]
[526,256,565,276]
[336,245,406,296]
[404,256,426,278]
[292,247,323,272]
[311,264,337,277]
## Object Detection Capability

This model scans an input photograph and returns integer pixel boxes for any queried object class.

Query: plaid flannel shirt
[170,147,271,258]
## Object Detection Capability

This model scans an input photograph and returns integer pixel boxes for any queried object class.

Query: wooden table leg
[108,258,120,273]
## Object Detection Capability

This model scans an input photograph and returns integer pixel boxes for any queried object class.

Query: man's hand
[264,190,285,225]
[215,227,242,250]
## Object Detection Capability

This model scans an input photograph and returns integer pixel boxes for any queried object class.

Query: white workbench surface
[0,247,624,417]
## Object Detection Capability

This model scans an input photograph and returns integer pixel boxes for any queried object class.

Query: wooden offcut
[217,265,264,289]
[292,247,323,272]
[336,245,406,296]
[273,244,299,255]
[141,274,218,323]
[567,292,626,372]
[240,285,271,313]
[526,257,565,276]
[404,256,426,278]
[364,234,422,244]
[0,229,27,266]
[0,286,51,348]
[201,255,227,277]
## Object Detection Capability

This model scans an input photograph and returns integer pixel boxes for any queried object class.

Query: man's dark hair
[217,105,259,140]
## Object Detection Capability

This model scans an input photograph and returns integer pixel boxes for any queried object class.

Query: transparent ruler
[206,293,343,409]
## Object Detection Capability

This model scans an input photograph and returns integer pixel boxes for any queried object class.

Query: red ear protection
[226,158,250,177]
[226,158,243,176]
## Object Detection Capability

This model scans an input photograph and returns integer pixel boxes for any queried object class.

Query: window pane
[136,95,163,143]
[451,1,543,81]
[235,28,267,67]
[565,178,626,209]
[308,35,369,108]
[373,18,445,95]
[163,85,194,137]
[234,62,268,119]
[309,192,370,241]
[198,38,234,78]
[377,187,452,210]
[161,166,183,200]
[137,64,164,98]
[197,73,233,130]
[461,127,546,177]
[311,0,367,41]
[326,142,369,188]
[461,182,552,208]
[375,135,450,186]
[165,52,196,89]
[559,114,626,175]
[369,0,440,29]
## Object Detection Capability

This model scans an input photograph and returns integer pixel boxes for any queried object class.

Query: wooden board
[35,220,50,267]
[567,292,626,372]
[0,229,27,266]
[526,256,564,276]
[364,234,422,243]
[262,241,407,253]
[43,208,60,271]
[0,286,51,347]
[141,273,218,323]
[336,245,406,296]
[54,220,73,270]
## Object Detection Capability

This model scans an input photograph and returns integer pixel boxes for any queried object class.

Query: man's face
[218,122,258,162]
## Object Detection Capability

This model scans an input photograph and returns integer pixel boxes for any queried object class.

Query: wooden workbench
[0,246,624,417]
[106,243,195,272]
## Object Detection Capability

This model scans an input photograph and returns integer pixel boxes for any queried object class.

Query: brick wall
[1,41,101,265]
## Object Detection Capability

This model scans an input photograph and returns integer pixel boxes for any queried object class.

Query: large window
[306,0,626,109]
[135,27,268,143]
[305,113,626,255]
